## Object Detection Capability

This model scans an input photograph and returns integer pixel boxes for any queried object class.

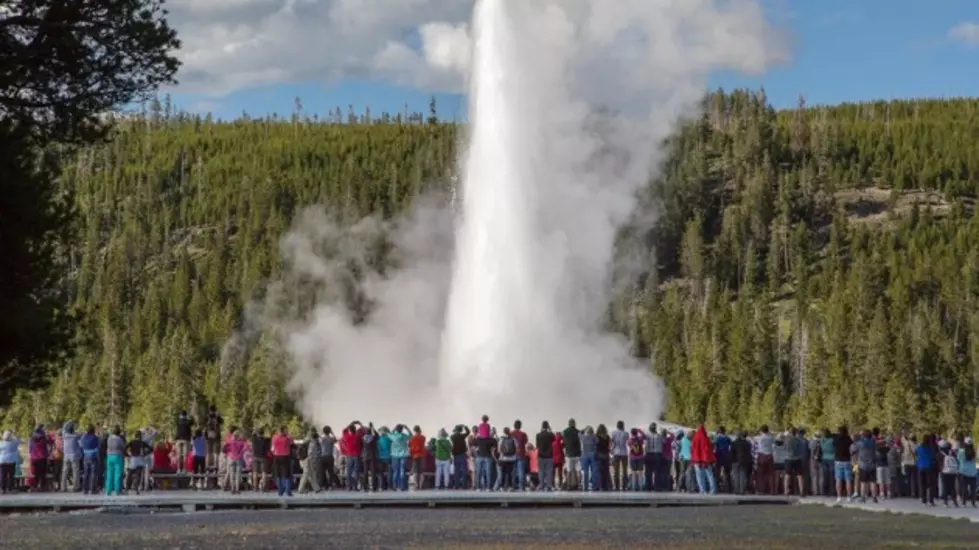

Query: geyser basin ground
[3,502,978,549]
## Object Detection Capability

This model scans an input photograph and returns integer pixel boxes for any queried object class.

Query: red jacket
[691,425,715,465]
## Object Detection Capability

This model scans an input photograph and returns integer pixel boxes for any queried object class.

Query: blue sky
[167,0,978,120]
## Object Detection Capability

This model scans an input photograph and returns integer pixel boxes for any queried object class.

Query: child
[939,440,959,508]
[628,429,645,491]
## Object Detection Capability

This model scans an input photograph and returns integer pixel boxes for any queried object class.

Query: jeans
[695,464,716,494]
[612,456,628,490]
[515,457,527,491]
[345,457,362,490]
[391,457,407,490]
[105,454,122,495]
[61,458,81,492]
[500,460,515,490]
[643,454,661,491]
[960,474,977,505]
[435,460,451,489]
[274,456,292,496]
[476,456,492,490]
[452,455,467,489]
[904,464,919,497]
[732,463,749,494]
[539,458,555,491]
[596,456,610,491]
[581,453,596,491]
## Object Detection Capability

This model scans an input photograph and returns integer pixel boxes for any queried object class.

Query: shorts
[630,459,644,472]
[252,457,269,475]
[859,468,875,483]
[875,466,889,484]
[786,459,803,476]
[834,461,853,483]
[411,458,422,475]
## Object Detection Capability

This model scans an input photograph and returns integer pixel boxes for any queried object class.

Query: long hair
[966,442,976,461]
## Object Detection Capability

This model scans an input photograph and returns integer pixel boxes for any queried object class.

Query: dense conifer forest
[3,91,979,438]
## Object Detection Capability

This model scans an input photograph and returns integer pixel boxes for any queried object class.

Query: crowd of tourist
[0,410,976,508]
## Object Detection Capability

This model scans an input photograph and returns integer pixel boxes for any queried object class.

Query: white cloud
[167,0,789,98]
[949,21,979,46]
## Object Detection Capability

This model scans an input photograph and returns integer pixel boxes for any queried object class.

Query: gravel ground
[1,505,978,549]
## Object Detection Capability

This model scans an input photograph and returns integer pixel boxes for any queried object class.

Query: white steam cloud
[254,0,787,432]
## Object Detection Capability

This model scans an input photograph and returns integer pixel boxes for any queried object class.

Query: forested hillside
[3,91,979,438]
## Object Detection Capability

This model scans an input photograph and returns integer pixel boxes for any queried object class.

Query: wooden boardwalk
[0,490,793,513]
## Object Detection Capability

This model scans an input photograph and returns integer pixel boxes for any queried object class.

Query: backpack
[500,437,516,457]
[943,452,959,474]
[297,442,309,461]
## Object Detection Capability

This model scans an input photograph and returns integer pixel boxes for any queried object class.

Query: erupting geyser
[438,0,662,425]
[276,0,783,431]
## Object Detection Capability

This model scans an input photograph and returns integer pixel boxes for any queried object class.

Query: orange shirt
[409,434,427,458]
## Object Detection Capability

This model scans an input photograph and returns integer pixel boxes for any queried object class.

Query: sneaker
[834,497,842,506]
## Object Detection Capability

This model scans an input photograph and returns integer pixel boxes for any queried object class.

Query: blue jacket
[714,434,732,462]
[80,433,100,457]
[916,444,934,470]
[377,434,392,460]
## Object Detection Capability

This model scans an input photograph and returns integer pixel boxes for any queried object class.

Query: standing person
[610,421,629,491]
[474,426,496,491]
[320,427,340,490]
[678,430,694,492]
[832,426,854,505]
[595,425,612,491]
[511,421,528,491]
[643,424,662,492]
[204,406,224,471]
[902,433,919,498]
[580,426,597,492]
[409,426,427,491]
[104,427,125,496]
[562,419,582,490]
[552,430,565,490]
[125,430,152,494]
[873,428,891,500]
[958,436,977,507]
[714,427,732,493]
[660,429,675,491]
[434,429,453,490]
[250,428,270,492]
[628,428,645,491]
[342,423,364,491]
[376,426,392,491]
[731,431,753,495]
[819,429,836,496]
[855,430,877,503]
[536,421,556,492]
[361,424,379,492]
[497,427,518,491]
[61,421,81,492]
[174,411,193,475]
[939,440,959,507]
[388,425,410,491]
[223,431,247,494]
[755,426,775,495]
[271,427,294,497]
[29,425,51,492]
[0,431,19,494]
[298,429,322,494]
[449,425,470,490]
[690,425,716,494]
[191,429,207,489]
[783,427,805,496]
[80,426,100,494]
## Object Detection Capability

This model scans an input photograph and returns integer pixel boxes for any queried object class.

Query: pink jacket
[224,439,247,462]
